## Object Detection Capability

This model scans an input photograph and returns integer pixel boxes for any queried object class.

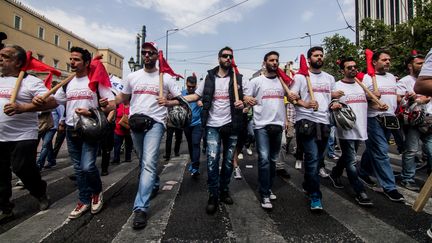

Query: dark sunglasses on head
[220,54,233,59]
[141,50,158,56]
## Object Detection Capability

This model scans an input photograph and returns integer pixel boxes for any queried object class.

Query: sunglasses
[345,65,357,70]
[141,50,158,56]
[220,54,233,59]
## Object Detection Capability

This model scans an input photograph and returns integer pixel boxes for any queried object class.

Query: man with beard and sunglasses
[182,46,244,214]
[327,57,373,206]
[291,46,342,210]
[357,50,405,202]
[397,52,429,192]
[116,42,181,229]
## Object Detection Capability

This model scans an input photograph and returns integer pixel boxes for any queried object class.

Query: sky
[20,0,356,82]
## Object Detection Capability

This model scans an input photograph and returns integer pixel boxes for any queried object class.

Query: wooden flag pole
[413,174,432,212]
[354,77,386,108]
[9,71,25,103]
[159,72,164,98]
[41,73,75,100]
[233,71,239,102]
[305,75,317,111]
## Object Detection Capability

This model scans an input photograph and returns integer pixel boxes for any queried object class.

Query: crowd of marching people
[1,37,432,237]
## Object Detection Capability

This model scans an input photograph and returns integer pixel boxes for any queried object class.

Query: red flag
[88,55,112,92]
[296,54,309,76]
[276,68,293,86]
[365,49,375,77]
[356,72,365,81]
[231,57,240,75]
[22,51,61,89]
[158,50,183,79]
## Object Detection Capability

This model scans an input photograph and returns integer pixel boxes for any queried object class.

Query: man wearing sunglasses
[327,57,373,206]
[397,52,428,192]
[182,46,244,214]
[116,42,181,229]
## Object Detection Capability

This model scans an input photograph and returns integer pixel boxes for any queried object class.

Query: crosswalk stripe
[112,155,188,243]
[0,162,138,243]
[226,178,287,242]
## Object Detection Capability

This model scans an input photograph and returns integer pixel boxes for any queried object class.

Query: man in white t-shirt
[397,52,429,192]
[327,57,373,206]
[54,47,115,219]
[116,42,180,229]
[0,45,57,222]
[291,46,341,211]
[182,46,244,214]
[244,51,292,209]
[358,50,405,202]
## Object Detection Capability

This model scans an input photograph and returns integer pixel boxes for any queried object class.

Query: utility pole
[140,25,146,67]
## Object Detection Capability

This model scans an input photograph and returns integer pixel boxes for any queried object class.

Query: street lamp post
[165,28,179,61]
[304,33,312,48]
[128,57,135,72]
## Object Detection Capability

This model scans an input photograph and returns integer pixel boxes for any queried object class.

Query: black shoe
[329,174,344,189]
[206,195,218,214]
[132,210,147,229]
[400,181,420,192]
[101,171,109,176]
[174,153,180,157]
[163,155,170,161]
[150,187,159,199]
[276,169,291,179]
[355,192,373,207]
[124,159,132,163]
[358,174,377,188]
[111,160,120,164]
[0,210,14,223]
[220,191,233,205]
[383,189,405,202]
[69,175,77,181]
[38,195,50,211]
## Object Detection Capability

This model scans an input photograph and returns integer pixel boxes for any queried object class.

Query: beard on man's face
[310,60,324,69]
[219,60,231,70]
[144,60,156,69]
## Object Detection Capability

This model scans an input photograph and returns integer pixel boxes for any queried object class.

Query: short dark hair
[218,46,233,57]
[186,76,197,84]
[5,44,27,68]
[372,49,390,62]
[264,51,279,61]
[404,52,425,68]
[70,46,91,63]
[307,46,324,58]
[339,57,356,70]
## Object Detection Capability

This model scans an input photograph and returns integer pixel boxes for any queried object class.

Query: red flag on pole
[22,51,61,89]
[276,68,293,86]
[365,49,375,77]
[297,54,309,77]
[88,55,112,92]
[231,57,240,75]
[158,50,183,79]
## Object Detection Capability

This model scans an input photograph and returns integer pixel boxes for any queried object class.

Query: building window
[14,15,22,29]
[38,27,45,39]
[67,41,72,51]
[109,55,112,64]
[53,59,59,68]
[54,34,60,46]
[66,63,71,72]
[114,58,117,66]
[37,54,44,61]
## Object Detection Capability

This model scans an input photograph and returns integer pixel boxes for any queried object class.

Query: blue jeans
[401,127,432,183]
[37,129,57,168]
[66,127,102,205]
[254,128,282,198]
[113,133,133,162]
[206,126,238,197]
[327,126,336,157]
[331,139,365,194]
[359,117,396,191]
[131,122,164,212]
[184,125,203,169]
[296,122,329,197]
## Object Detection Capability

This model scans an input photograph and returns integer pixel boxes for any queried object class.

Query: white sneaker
[269,190,277,200]
[427,227,432,239]
[261,197,273,209]
[238,153,244,160]
[319,167,329,178]
[69,202,90,219]
[295,160,302,170]
[246,148,253,155]
[234,167,242,179]
[91,192,104,214]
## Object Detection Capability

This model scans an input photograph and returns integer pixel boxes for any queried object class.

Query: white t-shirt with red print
[195,75,232,127]
[334,81,368,141]
[244,75,286,129]
[0,75,49,141]
[55,76,115,126]
[121,69,180,125]
[362,73,398,117]
[291,71,335,124]
[397,75,432,115]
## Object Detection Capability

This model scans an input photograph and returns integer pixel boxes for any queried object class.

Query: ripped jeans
[205,126,238,198]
